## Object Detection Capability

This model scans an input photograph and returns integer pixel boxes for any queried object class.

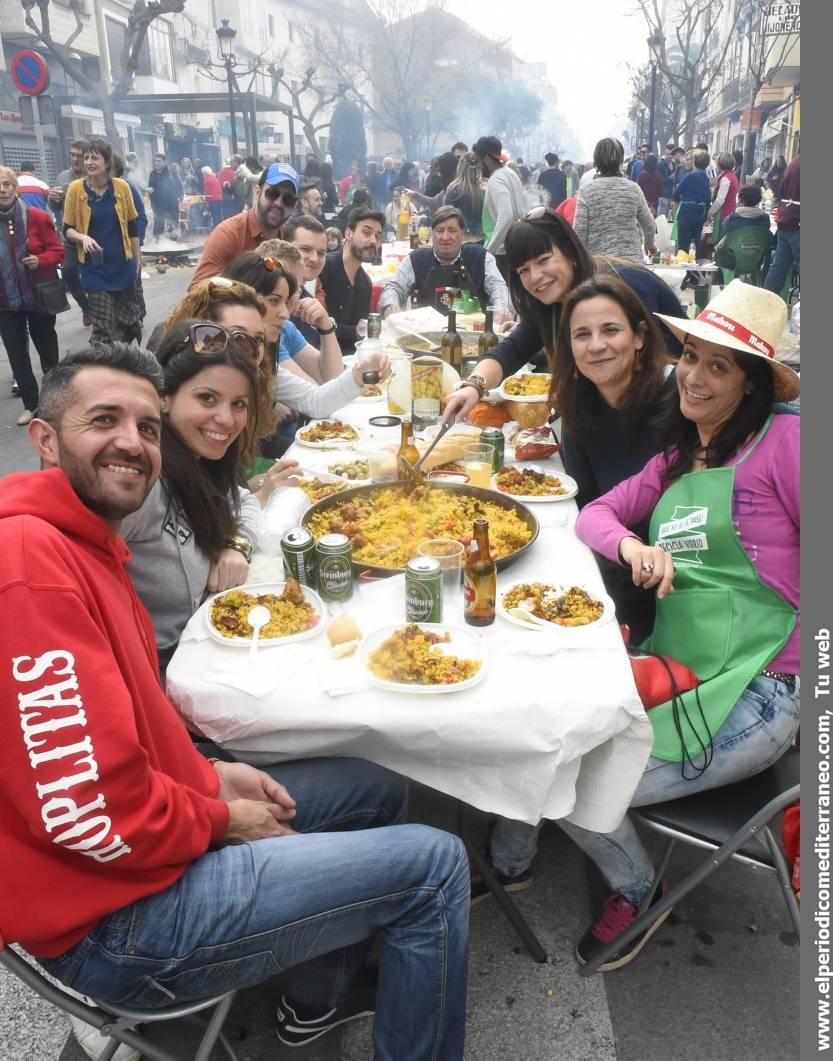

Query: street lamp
[424,98,432,160]
[216,19,238,156]
[647,31,663,154]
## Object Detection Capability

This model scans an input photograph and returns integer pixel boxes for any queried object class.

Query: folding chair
[715,227,773,287]
[0,932,240,1061]
[578,745,800,976]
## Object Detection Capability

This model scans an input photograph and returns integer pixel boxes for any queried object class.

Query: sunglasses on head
[262,185,298,207]
[261,256,286,274]
[519,206,559,223]
[160,322,264,366]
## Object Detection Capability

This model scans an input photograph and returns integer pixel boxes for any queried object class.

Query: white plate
[491,467,578,503]
[497,580,615,631]
[206,582,325,647]
[295,420,363,449]
[497,373,552,403]
[361,623,488,694]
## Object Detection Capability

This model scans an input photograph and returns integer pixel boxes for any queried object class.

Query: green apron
[644,416,797,763]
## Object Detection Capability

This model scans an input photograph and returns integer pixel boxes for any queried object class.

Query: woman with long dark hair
[489,283,800,970]
[443,152,486,235]
[122,319,294,671]
[442,209,685,424]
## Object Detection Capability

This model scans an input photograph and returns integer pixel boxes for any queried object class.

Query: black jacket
[320,249,372,354]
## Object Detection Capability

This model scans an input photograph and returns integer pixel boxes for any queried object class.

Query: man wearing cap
[378,205,509,317]
[190,163,300,288]
[472,136,526,280]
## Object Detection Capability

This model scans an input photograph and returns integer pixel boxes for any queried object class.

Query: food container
[357,441,399,482]
[502,398,552,429]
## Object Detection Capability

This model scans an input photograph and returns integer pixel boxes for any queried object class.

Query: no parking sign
[10,50,50,96]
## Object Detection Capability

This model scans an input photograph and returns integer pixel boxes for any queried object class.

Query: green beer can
[405,556,443,623]
[316,533,353,602]
[480,427,505,473]
[281,527,316,587]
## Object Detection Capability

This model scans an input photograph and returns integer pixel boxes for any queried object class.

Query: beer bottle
[441,310,463,372]
[397,194,411,241]
[398,416,420,468]
[478,309,499,356]
[463,518,496,627]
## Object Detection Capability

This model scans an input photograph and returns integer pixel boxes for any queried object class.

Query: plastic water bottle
[688,240,697,262]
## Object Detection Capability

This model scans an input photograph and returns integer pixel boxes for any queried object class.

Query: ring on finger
[641,561,655,574]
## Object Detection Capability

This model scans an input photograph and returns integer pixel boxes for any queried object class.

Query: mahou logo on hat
[653,279,799,402]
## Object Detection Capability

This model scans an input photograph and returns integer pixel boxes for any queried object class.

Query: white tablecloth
[166,400,653,832]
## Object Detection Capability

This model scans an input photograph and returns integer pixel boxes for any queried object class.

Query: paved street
[0,267,798,1060]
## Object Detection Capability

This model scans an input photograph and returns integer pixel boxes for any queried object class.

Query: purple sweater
[576,414,799,673]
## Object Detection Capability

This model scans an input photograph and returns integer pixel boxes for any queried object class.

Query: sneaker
[69,1015,140,1061]
[575,881,670,971]
[10,381,19,396]
[16,409,34,426]
[470,862,533,907]
[276,989,375,1048]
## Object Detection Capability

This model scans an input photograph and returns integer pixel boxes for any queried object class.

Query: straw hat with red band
[654,280,800,402]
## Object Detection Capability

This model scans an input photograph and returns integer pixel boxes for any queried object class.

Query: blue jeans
[764,229,800,295]
[41,757,470,1061]
[490,677,800,899]
[675,203,706,257]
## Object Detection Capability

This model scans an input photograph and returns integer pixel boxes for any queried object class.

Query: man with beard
[319,207,384,353]
[191,162,300,287]
[297,183,325,220]
[0,342,470,1060]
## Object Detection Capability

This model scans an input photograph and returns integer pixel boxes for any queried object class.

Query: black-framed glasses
[160,322,264,367]
[263,185,298,207]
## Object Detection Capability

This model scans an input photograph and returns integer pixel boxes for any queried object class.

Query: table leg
[456,801,548,964]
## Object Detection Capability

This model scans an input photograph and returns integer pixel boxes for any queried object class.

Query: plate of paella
[295,419,363,449]
[206,581,325,647]
[497,581,614,631]
[491,466,578,503]
[497,372,552,403]
[360,623,488,693]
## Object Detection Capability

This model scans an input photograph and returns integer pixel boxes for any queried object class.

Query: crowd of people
[0,122,800,1060]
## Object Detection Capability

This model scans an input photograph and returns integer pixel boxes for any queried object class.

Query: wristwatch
[456,374,487,400]
[316,316,337,336]
[224,534,253,563]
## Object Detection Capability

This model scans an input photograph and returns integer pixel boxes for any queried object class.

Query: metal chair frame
[578,770,800,977]
[0,937,240,1061]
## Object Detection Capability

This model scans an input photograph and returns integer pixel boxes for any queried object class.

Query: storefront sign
[762,2,800,35]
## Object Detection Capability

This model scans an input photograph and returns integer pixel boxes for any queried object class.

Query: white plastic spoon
[247,605,271,658]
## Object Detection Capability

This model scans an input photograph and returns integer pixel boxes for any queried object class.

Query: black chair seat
[634,747,799,866]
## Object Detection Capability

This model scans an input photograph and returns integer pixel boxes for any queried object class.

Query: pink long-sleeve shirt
[575,414,799,673]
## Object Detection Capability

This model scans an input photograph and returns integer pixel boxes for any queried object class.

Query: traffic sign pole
[30,95,49,185]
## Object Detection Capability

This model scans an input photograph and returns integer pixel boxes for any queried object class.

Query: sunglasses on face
[160,322,264,366]
[262,185,298,207]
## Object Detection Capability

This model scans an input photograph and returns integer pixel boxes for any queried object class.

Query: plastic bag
[655,214,674,254]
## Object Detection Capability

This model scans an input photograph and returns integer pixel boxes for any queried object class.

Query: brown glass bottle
[478,309,499,356]
[463,518,496,626]
[398,417,420,468]
[441,310,463,372]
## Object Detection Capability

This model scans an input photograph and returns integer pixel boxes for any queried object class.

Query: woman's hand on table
[619,536,675,599]
[250,457,302,505]
[207,548,250,593]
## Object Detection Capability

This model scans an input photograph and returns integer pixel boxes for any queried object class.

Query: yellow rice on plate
[209,582,319,640]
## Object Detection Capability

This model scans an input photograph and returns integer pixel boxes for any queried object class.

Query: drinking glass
[463,444,494,488]
[417,538,465,619]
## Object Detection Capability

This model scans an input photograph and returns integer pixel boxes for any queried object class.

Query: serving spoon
[247,605,271,657]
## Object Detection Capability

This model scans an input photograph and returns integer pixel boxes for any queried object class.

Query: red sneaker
[576,882,670,971]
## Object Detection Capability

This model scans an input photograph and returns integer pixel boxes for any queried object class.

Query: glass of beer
[463,443,494,488]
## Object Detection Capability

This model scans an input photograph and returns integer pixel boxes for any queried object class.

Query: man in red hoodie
[0,344,470,1057]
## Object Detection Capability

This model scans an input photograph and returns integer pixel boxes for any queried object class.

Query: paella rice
[297,419,359,444]
[503,373,551,397]
[495,466,567,497]
[305,484,533,568]
[297,477,345,503]
[501,583,604,626]
[210,580,319,640]
[368,625,480,685]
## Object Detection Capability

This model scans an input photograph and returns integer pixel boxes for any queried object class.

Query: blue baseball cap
[259,162,300,193]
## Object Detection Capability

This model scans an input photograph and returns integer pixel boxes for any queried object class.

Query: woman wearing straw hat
[559,280,800,970]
